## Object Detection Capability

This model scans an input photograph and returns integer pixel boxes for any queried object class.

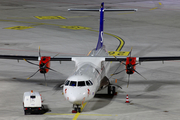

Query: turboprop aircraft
[1,2,180,113]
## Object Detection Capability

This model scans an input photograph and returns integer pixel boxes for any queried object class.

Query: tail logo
[100,31,103,43]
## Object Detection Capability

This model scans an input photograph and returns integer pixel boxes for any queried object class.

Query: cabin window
[30,96,36,99]
[70,81,77,86]
[65,80,70,86]
[78,81,85,87]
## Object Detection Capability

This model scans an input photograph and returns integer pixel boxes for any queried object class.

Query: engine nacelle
[126,57,136,74]
[39,56,51,73]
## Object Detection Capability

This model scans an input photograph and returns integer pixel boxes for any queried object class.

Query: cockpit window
[66,80,93,87]
[78,81,85,87]
[65,80,70,86]
[88,80,93,85]
[86,80,93,86]
[86,81,91,86]
[70,81,77,86]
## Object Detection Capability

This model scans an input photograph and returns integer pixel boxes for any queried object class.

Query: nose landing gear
[72,104,81,113]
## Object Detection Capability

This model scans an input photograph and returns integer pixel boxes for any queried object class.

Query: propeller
[111,48,147,87]
[23,46,59,85]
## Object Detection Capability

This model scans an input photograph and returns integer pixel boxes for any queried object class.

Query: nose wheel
[72,104,81,113]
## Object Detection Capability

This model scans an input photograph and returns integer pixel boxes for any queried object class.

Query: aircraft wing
[0,55,38,61]
[51,56,180,62]
[0,55,180,62]
[0,55,72,61]
[104,56,180,62]
[138,56,180,62]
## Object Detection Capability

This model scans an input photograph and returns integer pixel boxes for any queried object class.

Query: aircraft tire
[108,86,116,95]
[112,86,115,95]
[108,86,111,95]
[77,108,81,113]
[24,110,30,115]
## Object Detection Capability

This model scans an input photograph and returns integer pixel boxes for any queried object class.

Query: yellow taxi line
[45,113,74,115]
[45,113,116,116]
[72,102,87,120]
[73,113,81,120]
[104,32,124,51]
[150,2,162,10]
[87,29,125,52]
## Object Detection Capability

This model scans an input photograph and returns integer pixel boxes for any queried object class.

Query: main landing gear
[108,86,116,95]
[108,84,122,95]
[72,104,81,113]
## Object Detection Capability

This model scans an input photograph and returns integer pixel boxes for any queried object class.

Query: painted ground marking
[4,26,34,30]
[60,26,91,30]
[108,51,130,56]
[35,16,66,19]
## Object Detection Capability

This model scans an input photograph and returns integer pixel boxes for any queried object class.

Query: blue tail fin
[96,2,104,50]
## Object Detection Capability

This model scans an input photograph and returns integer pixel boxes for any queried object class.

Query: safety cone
[125,94,130,103]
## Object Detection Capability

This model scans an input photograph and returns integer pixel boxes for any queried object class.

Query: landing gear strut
[72,104,81,113]
[108,86,115,95]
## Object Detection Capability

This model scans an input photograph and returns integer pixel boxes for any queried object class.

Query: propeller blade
[133,69,147,80]
[110,55,126,77]
[38,46,41,61]
[45,66,59,72]
[27,69,40,80]
[43,60,50,67]
[44,73,47,86]
[52,53,60,58]
[41,53,60,68]
[111,69,126,76]
[39,46,41,57]
[113,55,125,64]
[127,74,130,88]
[42,60,59,72]
[113,55,117,59]
[121,61,126,66]
[129,47,133,57]
[23,58,39,66]
[132,63,139,66]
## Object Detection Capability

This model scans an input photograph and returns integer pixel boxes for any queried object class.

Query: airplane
[1,2,180,113]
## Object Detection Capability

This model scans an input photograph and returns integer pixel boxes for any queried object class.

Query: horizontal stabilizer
[108,51,130,56]
[68,9,138,12]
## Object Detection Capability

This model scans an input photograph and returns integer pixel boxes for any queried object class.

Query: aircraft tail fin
[68,3,137,50]
[96,2,104,50]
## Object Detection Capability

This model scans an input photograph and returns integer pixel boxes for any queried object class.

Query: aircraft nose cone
[64,88,87,104]
[69,95,81,104]
[69,93,86,104]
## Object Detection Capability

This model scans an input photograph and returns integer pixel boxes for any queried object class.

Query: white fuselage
[63,46,116,105]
